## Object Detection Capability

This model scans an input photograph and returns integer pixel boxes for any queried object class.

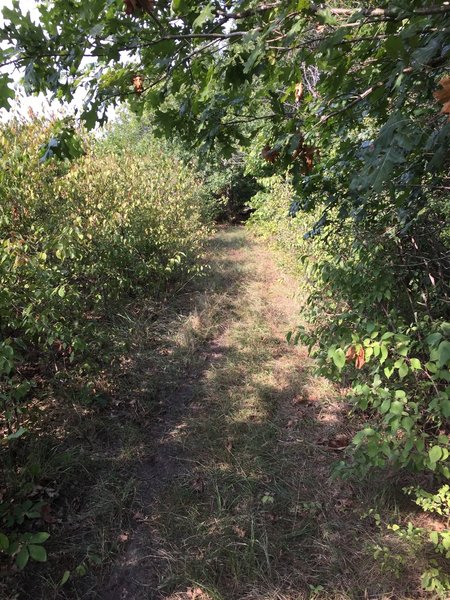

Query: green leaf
[28,544,47,562]
[384,36,403,58]
[430,531,439,545]
[59,570,71,587]
[0,73,15,110]
[402,416,414,432]
[76,563,87,576]
[437,341,450,368]
[0,533,9,551]
[29,532,50,544]
[398,362,408,379]
[381,332,394,341]
[244,48,263,74]
[390,400,404,416]
[426,332,443,347]
[380,398,391,414]
[7,427,27,441]
[81,106,98,131]
[171,0,184,12]
[332,348,345,370]
[429,445,443,464]
[316,8,338,25]
[442,399,450,418]
[380,345,388,364]
[193,4,214,30]
[384,366,394,379]
[409,358,421,370]
[16,547,29,570]
[426,361,438,374]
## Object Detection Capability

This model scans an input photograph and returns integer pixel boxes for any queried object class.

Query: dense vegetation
[0,114,212,573]
[1,0,450,596]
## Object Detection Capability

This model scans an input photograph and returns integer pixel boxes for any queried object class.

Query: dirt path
[94,227,417,600]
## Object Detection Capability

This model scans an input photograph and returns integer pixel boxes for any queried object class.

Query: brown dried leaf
[434,76,450,121]
[187,587,205,600]
[265,511,278,522]
[441,100,450,120]
[355,347,365,369]
[138,0,154,13]
[334,497,354,512]
[232,525,246,538]
[124,0,154,14]
[132,74,144,94]
[292,395,306,406]
[41,503,57,524]
[124,0,137,14]
[261,145,279,163]
[345,346,356,362]
[326,433,350,450]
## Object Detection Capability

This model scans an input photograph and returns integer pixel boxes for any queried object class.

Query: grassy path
[20,227,424,600]
[96,227,417,600]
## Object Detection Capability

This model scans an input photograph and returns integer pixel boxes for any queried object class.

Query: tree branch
[320,67,414,123]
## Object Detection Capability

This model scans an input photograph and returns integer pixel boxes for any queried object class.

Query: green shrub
[246,139,450,594]
[0,115,211,569]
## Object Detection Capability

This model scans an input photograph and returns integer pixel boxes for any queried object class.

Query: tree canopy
[2,1,450,227]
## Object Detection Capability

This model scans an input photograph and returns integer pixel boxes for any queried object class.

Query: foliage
[198,152,260,222]
[0,114,211,571]
[248,149,450,592]
[1,0,450,590]
[372,485,450,596]
[247,174,320,264]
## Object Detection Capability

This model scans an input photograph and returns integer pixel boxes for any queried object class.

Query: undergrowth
[248,171,450,596]
[0,114,213,586]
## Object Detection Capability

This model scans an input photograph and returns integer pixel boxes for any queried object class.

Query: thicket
[0,114,211,570]
[247,143,450,592]
[1,0,450,593]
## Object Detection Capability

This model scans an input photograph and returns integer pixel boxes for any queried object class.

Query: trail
[97,227,413,600]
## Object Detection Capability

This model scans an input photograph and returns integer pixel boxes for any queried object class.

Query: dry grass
[7,227,444,600]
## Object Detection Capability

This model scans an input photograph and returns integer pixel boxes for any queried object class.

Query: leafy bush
[247,132,450,593]
[178,146,260,222]
[0,115,211,569]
